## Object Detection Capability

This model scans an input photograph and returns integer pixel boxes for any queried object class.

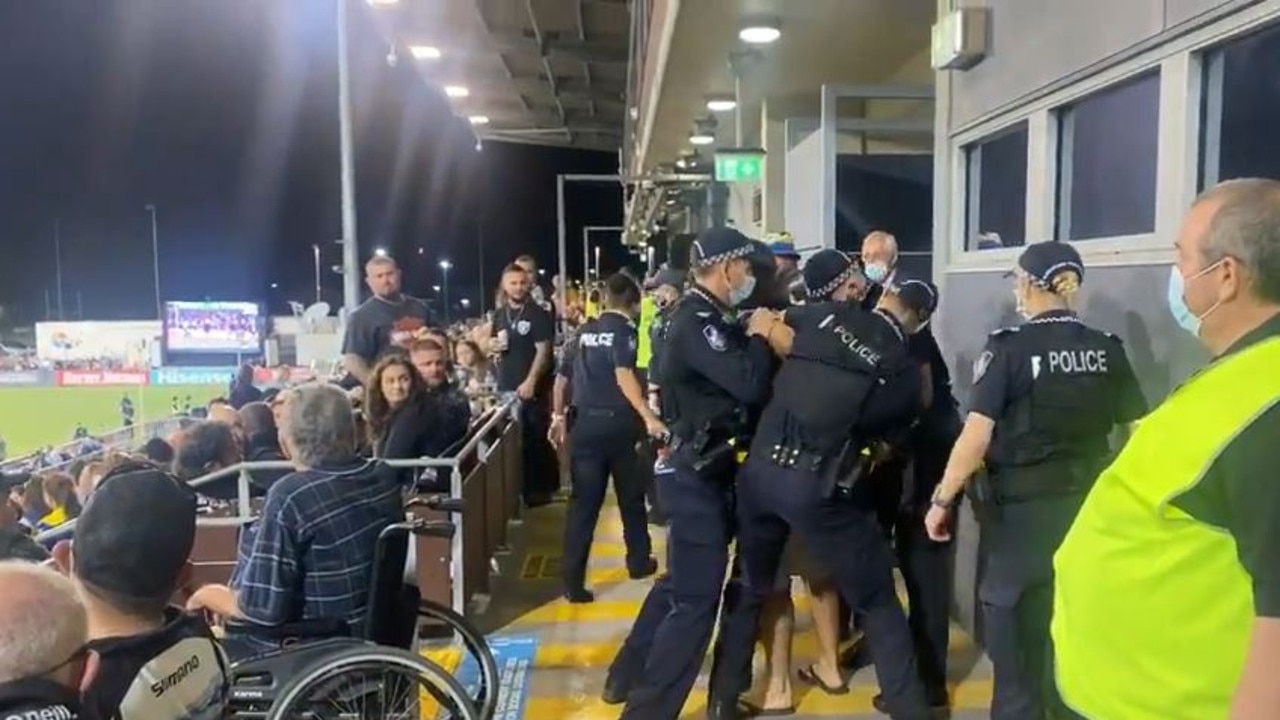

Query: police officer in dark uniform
[711,249,934,720]
[604,228,775,720]
[560,274,663,603]
[642,267,685,524]
[923,241,1147,720]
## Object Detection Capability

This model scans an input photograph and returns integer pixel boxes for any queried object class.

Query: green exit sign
[715,149,765,183]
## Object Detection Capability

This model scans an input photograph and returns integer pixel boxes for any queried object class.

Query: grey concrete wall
[950,0,1235,129]
[937,264,1209,632]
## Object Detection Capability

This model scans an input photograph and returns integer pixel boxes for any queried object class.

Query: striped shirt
[229,459,402,651]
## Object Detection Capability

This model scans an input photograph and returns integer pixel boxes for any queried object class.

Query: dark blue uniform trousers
[562,411,653,589]
[980,494,1084,720]
[715,457,932,719]
[610,450,738,720]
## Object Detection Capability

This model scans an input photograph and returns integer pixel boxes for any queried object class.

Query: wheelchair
[224,496,497,720]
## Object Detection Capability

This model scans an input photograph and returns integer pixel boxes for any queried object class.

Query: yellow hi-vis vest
[1052,335,1280,720]
[637,296,656,370]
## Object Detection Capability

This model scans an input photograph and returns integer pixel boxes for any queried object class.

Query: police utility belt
[670,428,740,473]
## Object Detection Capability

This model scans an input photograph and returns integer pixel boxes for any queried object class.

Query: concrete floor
[434,498,993,719]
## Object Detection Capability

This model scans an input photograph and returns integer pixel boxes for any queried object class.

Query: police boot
[706,697,751,720]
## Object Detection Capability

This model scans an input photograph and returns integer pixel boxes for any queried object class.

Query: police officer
[711,249,933,720]
[923,241,1147,720]
[604,228,775,720]
[559,274,663,603]
[641,267,686,524]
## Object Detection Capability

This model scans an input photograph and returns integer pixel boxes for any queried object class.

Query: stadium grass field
[0,385,223,457]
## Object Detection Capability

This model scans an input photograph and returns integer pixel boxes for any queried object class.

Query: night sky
[0,0,625,324]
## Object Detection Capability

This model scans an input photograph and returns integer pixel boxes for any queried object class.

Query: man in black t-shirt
[341,255,432,384]
[490,263,558,505]
[56,466,228,720]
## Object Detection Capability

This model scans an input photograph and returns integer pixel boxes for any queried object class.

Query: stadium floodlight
[432,285,441,292]
[739,21,781,44]
[374,248,388,257]
[444,86,469,99]
[409,45,441,60]
[439,259,453,270]
[460,298,471,308]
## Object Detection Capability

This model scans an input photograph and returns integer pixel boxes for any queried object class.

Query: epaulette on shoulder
[990,326,1019,338]
[695,311,714,319]
[1101,329,1121,342]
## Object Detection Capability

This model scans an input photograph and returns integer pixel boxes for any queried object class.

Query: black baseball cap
[73,467,198,599]
[1007,241,1085,287]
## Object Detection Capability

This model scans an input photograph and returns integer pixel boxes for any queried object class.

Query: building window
[1201,21,1280,189]
[1056,72,1160,240]
[964,122,1028,251]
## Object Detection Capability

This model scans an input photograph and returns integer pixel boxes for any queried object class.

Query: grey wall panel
[1166,0,1239,27]
[950,0,1165,129]
[937,262,1207,633]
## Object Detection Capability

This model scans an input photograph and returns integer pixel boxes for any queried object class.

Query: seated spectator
[228,364,262,410]
[364,353,465,488]
[172,422,243,502]
[18,475,53,531]
[40,472,81,527]
[54,465,228,720]
[186,383,402,659]
[238,401,290,492]
[410,340,472,454]
[142,437,176,466]
[0,561,92,718]
[0,477,47,562]
[453,339,492,391]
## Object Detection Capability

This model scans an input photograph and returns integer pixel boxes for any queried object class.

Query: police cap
[890,275,940,315]
[802,248,859,299]
[1009,241,1085,288]
[690,227,755,268]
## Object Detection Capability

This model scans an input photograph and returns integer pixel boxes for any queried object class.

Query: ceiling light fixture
[706,96,737,112]
[409,45,442,60]
[689,131,715,146]
[468,115,490,126]
[444,85,470,98]
[739,21,782,44]
[366,0,400,6]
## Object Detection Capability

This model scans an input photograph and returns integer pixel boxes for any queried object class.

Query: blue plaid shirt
[229,459,402,643]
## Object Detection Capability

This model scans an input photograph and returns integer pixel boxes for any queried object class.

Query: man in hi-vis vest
[1051,178,1280,719]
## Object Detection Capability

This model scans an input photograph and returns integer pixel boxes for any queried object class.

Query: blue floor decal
[451,634,538,720]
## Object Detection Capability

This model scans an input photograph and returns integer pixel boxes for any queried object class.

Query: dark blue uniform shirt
[571,311,639,411]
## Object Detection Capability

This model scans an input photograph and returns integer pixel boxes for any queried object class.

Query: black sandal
[740,701,796,717]
[797,664,849,696]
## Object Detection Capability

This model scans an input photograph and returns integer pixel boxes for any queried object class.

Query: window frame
[1054,71,1162,243]
[963,121,1030,252]
[937,1,1280,276]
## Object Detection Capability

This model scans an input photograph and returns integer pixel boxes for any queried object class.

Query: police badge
[703,324,727,352]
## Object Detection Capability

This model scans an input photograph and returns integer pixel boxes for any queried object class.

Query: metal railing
[2,416,189,474]
[39,399,524,616]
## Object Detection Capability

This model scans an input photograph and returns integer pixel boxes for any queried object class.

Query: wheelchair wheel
[418,599,499,720]
[265,645,479,720]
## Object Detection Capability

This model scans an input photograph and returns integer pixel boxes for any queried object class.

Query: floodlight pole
[337,0,360,313]
[582,225,624,286]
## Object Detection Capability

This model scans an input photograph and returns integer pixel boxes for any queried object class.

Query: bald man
[341,255,433,383]
[0,561,94,717]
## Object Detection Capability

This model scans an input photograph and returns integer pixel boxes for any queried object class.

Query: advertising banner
[151,367,237,386]
[55,370,150,387]
[0,370,43,387]
[36,321,161,365]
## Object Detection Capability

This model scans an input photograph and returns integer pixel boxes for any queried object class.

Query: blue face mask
[728,274,756,307]
[1167,261,1224,337]
[864,263,889,284]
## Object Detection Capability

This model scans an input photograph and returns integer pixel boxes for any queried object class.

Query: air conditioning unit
[931,7,990,71]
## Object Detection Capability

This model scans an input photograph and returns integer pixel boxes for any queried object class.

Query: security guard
[559,273,663,603]
[711,249,934,720]
[604,227,775,720]
[924,241,1147,720]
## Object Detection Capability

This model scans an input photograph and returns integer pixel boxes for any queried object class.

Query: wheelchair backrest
[362,523,420,648]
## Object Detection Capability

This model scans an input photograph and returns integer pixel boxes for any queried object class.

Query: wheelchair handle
[405,494,465,514]
[380,518,456,541]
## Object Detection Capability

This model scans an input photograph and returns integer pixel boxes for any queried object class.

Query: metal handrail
[36,398,521,614]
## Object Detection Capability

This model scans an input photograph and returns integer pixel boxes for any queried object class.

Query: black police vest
[660,295,750,439]
[989,319,1117,498]
[772,304,905,447]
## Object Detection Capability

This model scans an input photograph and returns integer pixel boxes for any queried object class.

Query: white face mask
[729,274,756,307]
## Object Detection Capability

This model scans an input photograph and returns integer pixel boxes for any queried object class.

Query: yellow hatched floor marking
[524,678,992,718]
